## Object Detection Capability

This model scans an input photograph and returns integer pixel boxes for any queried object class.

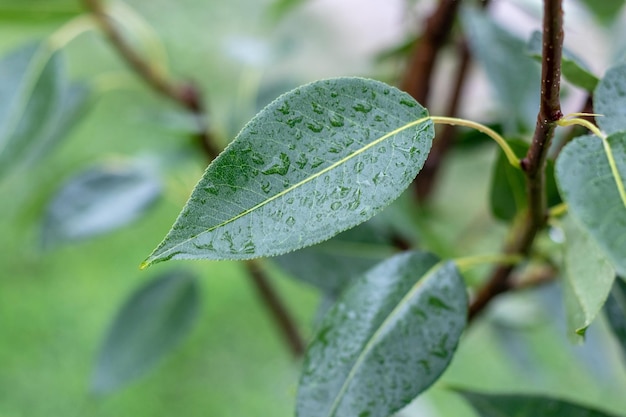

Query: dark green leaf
[459,390,620,417]
[605,278,626,362]
[0,0,80,21]
[92,269,200,394]
[0,42,91,181]
[489,140,528,221]
[561,215,615,337]
[579,0,625,23]
[527,31,599,92]
[594,63,626,135]
[296,251,467,417]
[42,160,162,246]
[273,219,398,295]
[143,78,434,267]
[489,139,560,222]
[555,133,626,276]
[461,7,540,133]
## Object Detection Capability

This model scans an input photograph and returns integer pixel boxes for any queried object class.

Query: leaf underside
[556,133,626,277]
[92,269,200,394]
[296,251,468,417]
[143,77,434,266]
[594,63,626,135]
[561,215,615,337]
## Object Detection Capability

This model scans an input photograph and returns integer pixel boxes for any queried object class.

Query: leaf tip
[139,260,151,270]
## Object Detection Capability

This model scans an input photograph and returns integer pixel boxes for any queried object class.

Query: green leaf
[561,215,616,337]
[143,78,434,267]
[490,139,560,222]
[296,251,467,417]
[42,159,162,247]
[92,269,200,394]
[579,0,625,23]
[555,133,626,277]
[0,42,90,181]
[461,7,540,133]
[458,390,620,417]
[526,31,599,92]
[489,140,528,221]
[594,63,626,135]
[604,278,626,362]
[273,220,398,296]
[0,0,80,21]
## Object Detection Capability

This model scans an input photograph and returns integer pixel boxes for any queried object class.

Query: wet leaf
[143,78,434,267]
[0,42,91,181]
[561,215,615,337]
[42,160,162,246]
[273,219,398,296]
[594,63,626,135]
[604,278,626,362]
[92,269,200,394]
[555,133,626,276]
[296,251,467,417]
[458,390,620,417]
[461,7,539,133]
[527,31,599,92]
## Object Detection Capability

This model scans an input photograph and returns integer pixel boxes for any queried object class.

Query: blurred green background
[1,1,626,416]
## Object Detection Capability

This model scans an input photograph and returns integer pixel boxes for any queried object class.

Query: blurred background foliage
[1,0,626,416]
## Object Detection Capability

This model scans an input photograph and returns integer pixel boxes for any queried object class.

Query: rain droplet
[278,102,290,115]
[330,201,342,210]
[353,102,373,113]
[330,91,338,98]
[262,153,290,176]
[311,102,324,114]
[372,172,385,185]
[329,113,344,127]
[286,216,296,226]
[400,98,417,107]
[354,161,365,173]
[310,157,324,168]
[251,153,265,165]
[296,153,308,169]
[307,121,324,133]
[261,181,271,194]
[203,183,219,195]
[286,115,303,127]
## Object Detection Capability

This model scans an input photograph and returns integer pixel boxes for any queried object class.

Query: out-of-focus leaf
[561,215,615,337]
[142,78,434,267]
[489,139,560,222]
[375,36,419,63]
[42,160,162,246]
[604,278,626,362]
[267,0,308,21]
[458,390,619,417]
[273,219,398,296]
[579,0,625,24]
[555,133,626,277]
[92,269,200,394]
[594,63,626,135]
[0,42,91,181]
[527,31,599,92]
[461,7,540,133]
[0,0,80,21]
[489,140,527,221]
[296,251,467,417]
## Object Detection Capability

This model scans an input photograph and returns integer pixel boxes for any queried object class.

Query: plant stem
[245,260,306,357]
[84,0,306,356]
[81,0,220,159]
[401,0,462,106]
[469,0,564,321]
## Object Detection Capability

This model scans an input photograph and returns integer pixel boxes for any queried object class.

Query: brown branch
[84,0,305,355]
[414,40,472,199]
[82,0,220,159]
[246,260,306,357]
[401,0,462,106]
[469,0,563,321]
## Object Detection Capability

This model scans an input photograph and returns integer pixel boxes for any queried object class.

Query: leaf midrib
[325,261,445,417]
[148,116,432,264]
